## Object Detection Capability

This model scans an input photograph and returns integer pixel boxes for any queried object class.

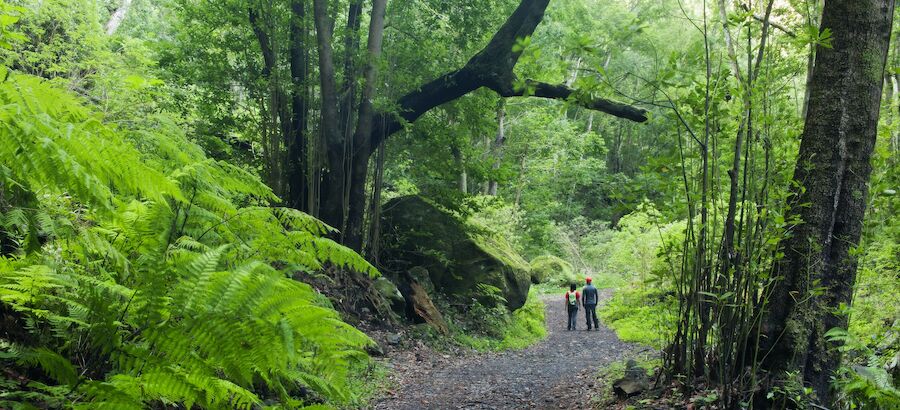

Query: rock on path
[372,291,638,409]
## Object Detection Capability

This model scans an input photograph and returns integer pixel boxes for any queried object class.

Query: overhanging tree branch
[367,0,648,148]
[497,80,649,122]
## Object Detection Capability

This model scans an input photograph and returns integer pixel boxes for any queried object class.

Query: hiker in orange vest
[565,283,580,331]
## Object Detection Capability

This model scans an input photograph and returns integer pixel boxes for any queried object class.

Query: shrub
[599,285,676,349]
[448,288,547,351]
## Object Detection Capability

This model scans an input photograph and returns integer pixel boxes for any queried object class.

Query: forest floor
[370,290,640,409]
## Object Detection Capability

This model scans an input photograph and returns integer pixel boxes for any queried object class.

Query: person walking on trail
[565,284,580,331]
[582,277,600,331]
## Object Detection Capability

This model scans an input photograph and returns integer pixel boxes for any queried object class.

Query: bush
[448,288,547,351]
[599,285,676,349]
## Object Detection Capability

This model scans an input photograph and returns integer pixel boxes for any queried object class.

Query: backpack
[567,291,577,306]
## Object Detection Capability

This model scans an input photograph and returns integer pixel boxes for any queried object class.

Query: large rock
[373,276,405,313]
[529,255,575,284]
[380,196,531,310]
[612,359,650,398]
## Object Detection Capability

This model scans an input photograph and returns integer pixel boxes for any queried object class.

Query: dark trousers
[584,304,599,329]
[567,305,579,330]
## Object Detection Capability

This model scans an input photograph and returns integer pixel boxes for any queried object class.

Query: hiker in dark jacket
[564,284,580,331]
[582,277,600,331]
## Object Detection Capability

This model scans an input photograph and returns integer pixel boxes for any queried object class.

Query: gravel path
[372,291,638,409]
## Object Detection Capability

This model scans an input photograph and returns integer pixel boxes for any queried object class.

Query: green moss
[862,44,885,82]
[529,255,575,285]
[381,195,532,309]
[476,234,531,272]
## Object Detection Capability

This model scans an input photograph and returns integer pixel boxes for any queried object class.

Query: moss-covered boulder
[529,255,575,285]
[380,196,531,310]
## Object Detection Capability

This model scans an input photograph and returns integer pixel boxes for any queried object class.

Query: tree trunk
[339,0,363,140]
[105,0,132,35]
[893,73,900,151]
[366,141,386,261]
[452,144,468,193]
[249,6,291,197]
[760,0,894,405]
[487,102,506,196]
[344,0,388,251]
[287,0,310,211]
[312,0,346,233]
[514,143,528,207]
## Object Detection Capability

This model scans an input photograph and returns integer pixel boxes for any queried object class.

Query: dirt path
[372,291,638,409]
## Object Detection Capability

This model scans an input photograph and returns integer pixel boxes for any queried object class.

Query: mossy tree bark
[760,0,895,404]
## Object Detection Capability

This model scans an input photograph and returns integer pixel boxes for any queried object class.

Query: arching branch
[367,0,648,149]
[496,80,649,122]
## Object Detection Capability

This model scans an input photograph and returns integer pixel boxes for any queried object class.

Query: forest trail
[372,291,638,409]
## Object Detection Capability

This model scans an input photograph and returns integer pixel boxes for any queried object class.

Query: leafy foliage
[0,18,377,407]
[445,288,546,351]
[1,0,899,408]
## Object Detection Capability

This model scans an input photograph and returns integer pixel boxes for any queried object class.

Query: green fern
[1,61,378,409]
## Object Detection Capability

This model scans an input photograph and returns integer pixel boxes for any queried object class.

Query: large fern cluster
[0,54,377,410]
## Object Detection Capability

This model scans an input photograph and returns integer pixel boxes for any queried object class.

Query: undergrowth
[599,285,676,349]
[0,36,378,409]
[427,289,547,352]
[591,351,662,407]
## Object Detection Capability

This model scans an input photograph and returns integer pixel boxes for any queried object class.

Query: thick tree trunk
[338,0,363,140]
[345,0,388,251]
[105,0,132,35]
[760,0,894,404]
[287,0,310,211]
[312,0,346,232]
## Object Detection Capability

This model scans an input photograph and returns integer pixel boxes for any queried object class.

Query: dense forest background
[0,0,898,409]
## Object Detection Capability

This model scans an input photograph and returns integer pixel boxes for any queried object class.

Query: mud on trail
[371,291,639,409]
